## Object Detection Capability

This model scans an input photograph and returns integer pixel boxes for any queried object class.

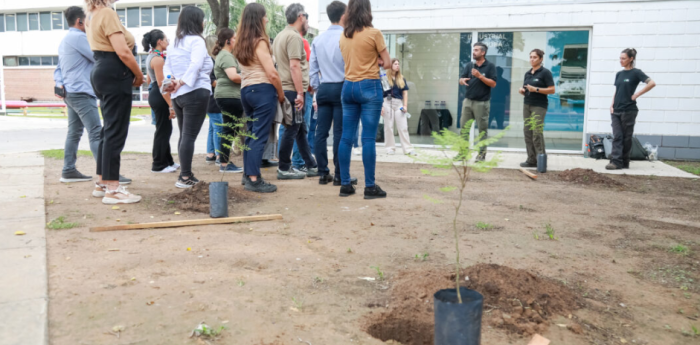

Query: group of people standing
[54,0,655,206]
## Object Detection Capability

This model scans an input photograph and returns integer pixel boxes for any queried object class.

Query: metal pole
[0,54,6,114]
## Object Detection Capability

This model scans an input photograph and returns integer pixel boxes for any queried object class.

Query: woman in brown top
[233,3,285,193]
[85,0,143,204]
[338,0,391,200]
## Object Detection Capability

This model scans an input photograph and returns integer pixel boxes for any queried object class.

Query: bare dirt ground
[44,153,700,345]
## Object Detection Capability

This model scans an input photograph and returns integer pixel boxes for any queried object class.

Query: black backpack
[588,135,606,159]
[630,137,649,161]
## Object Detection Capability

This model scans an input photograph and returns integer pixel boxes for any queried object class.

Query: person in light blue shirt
[310,1,357,186]
[54,6,102,184]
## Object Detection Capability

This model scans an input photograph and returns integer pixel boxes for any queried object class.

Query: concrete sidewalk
[0,153,48,345]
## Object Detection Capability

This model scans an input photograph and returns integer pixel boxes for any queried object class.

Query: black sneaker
[277,168,306,180]
[339,184,356,197]
[175,175,200,189]
[333,176,358,186]
[319,174,334,185]
[245,177,277,193]
[519,161,537,168]
[623,162,630,169]
[364,185,387,199]
[605,163,621,170]
[205,155,217,164]
[261,160,279,168]
[241,174,250,185]
[60,170,92,183]
[119,175,132,185]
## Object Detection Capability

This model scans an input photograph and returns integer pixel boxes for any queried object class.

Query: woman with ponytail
[213,28,244,174]
[143,29,177,173]
[607,48,656,170]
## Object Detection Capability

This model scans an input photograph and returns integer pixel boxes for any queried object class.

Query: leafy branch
[216,111,256,181]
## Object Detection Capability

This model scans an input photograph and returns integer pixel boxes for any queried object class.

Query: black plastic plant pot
[537,153,548,173]
[434,287,484,345]
[209,182,229,218]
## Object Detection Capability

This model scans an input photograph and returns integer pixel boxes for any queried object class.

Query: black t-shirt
[384,77,409,100]
[523,66,555,108]
[460,59,497,101]
[613,68,649,112]
[207,58,221,114]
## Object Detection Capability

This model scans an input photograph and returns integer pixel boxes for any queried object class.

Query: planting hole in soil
[364,264,584,344]
[167,182,256,214]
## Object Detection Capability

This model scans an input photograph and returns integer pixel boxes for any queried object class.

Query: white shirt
[163,35,213,99]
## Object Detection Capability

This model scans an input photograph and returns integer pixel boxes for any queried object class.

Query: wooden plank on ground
[90,214,283,232]
[519,168,538,180]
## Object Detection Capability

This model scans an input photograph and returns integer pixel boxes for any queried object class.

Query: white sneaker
[92,183,106,198]
[353,148,362,155]
[170,163,180,170]
[386,149,396,155]
[152,165,177,173]
[102,185,142,204]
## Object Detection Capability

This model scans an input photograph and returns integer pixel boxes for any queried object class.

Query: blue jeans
[63,93,102,173]
[314,82,343,176]
[306,92,316,153]
[339,79,383,187]
[241,83,276,177]
[353,125,360,148]
[207,112,223,155]
[278,95,314,169]
[278,91,316,172]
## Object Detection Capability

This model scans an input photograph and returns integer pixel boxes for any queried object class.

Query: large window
[141,7,153,26]
[117,9,126,26]
[154,6,167,26]
[383,29,590,150]
[3,56,60,67]
[0,14,4,32]
[40,12,51,31]
[29,13,38,30]
[127,7,140,28]
[168,6,180,26]
[6,14,16,31]
[17,13,28,32]
[52,12,63,30]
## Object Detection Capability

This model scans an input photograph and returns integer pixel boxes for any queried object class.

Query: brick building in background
[317,0,700,160]
[0,0,206,103]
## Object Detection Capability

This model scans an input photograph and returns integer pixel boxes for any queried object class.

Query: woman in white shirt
[163,6,213,189]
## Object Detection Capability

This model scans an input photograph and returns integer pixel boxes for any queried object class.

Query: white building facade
[0,0,205,103]
[318,0,700,159]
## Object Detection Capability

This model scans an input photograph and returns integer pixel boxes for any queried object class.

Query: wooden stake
[90,214,283,232]
[519,168,538,180]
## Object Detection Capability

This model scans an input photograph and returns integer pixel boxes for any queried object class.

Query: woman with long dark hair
[84,0,142,204]
[143,29,177,174]
[382,58,415,156]
[518,48,555,168]
[162,6,213,188]
[338,0,391,199]
[233,3,285,193]
[212,28,244,174]
[607,48,655,170]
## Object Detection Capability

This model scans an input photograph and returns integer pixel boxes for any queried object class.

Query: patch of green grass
[669,244,690,255]
[414,252,429,261]
[475,221,494,230]
[40,149,92,160]
[47,216,78,229]
[370,265,385,280]
[545,223,557,240]
[665,160,700,176]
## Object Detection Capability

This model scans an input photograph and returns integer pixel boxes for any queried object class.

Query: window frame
[141,6,153,27]
[39,12,51,31]
[16,13,28,32]
[127,7,140,28]
[116,9,126,26]
[168,5,181,26]
[5,14,16,31]
[52,12,63,30]
[154,6,167,26]
[0,14,5,33]
[28,13,39,31]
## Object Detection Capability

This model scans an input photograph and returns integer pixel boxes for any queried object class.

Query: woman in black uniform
[518,49,555,168]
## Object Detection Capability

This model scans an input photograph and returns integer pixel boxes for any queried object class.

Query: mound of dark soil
[558,168,622,187]
[168,182,255,213]
[365,264,584,344]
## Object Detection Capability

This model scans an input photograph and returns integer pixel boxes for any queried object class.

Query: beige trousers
[383,98,414,153]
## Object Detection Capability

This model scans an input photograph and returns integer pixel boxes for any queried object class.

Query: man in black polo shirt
[459,42,497,161]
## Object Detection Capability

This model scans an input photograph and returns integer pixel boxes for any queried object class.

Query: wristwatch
[536,88,540,93]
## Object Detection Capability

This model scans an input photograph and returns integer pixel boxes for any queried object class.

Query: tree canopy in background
[203,0,286,39]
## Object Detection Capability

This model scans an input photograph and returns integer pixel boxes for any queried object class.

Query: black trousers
[91,51,133,181]
[610,110,639,168]
[173,89,209,178]
[314,82,343,176]
[279,91,316,171]
[148,82,175,171]
[215,97,244,165]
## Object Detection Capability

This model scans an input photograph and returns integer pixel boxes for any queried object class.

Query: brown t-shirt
[87,8,135,52]
[339,27,386,82]
[272,26,308,92]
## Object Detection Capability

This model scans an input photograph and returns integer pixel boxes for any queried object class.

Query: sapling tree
[417,120,509,303]
[525,112,544,136]
[216,111,256,181]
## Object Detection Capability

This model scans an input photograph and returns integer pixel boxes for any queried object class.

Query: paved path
[0,153,48,345]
